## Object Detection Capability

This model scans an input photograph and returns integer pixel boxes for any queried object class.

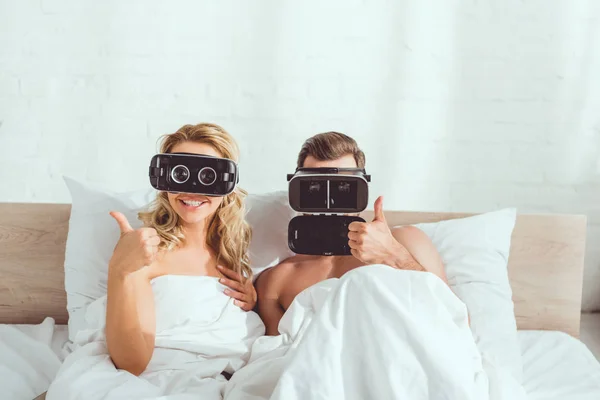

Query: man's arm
[392,226,468,323]
[390,226,447,283]
[255,267,286,336]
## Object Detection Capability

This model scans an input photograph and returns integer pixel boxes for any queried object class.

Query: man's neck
[293,254,362,279]
[331,255,362,274]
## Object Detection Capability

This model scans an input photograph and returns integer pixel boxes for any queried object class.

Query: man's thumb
[110,211,133,234]
[373,196,387,223]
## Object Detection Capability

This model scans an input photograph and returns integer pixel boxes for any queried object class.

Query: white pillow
[411,208,522,382]
[63,177,295,341]
[245,191,296,276]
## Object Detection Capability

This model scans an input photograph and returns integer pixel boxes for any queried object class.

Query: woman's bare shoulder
[145,249,171,280]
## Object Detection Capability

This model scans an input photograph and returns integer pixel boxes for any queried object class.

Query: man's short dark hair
[297,132,366,169]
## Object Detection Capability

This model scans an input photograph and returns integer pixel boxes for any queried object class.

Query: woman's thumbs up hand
[108,211,161,279]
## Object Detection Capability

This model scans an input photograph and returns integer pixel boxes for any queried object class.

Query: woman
[47,123,264,400]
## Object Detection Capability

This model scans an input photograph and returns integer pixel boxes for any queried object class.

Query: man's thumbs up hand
[347,196,398,265]
[372,196,387,224]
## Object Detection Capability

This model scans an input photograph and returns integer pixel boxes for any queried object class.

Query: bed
[1,203,599,399]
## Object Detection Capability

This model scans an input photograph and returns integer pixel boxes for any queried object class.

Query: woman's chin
[178,213,209,225]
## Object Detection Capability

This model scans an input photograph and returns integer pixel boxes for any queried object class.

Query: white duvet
[226,265,528,400]
[44,266,529,399]
[3,300,600,399]
[46,275,265,400]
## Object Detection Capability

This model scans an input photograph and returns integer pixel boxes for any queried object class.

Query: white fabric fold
[225,265,527,400]
[0,317,63,399]
[47,275,264,400]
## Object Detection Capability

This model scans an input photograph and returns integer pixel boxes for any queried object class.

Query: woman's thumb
[110,211,133,234]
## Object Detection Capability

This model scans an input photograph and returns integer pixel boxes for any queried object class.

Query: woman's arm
[106,211,161,376]
[106,270,156,376]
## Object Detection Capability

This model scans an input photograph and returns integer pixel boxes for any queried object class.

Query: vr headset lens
[171,165,190,184]
[299,180,327,209]
[330,180,358,209]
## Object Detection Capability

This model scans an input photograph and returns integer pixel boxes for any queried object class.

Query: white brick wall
[1,0,600,309]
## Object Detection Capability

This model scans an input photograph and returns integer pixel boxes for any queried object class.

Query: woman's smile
[177,195,211,211]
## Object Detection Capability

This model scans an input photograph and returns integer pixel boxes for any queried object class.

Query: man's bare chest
[279,257,366,310]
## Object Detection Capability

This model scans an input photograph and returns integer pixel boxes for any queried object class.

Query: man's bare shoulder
[390,225,429,244]
[390,225,446,281]
[391,224,423,235]
[255,256,297,293]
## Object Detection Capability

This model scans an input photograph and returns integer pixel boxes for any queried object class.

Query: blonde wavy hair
[138,123,252,280]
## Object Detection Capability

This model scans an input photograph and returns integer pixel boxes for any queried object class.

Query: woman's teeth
[181,199,205,207]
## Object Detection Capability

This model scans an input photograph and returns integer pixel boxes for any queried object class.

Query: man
[256,132,447,335]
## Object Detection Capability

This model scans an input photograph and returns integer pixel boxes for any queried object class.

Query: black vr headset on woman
[287,167,371,256]
[149,153,238,195]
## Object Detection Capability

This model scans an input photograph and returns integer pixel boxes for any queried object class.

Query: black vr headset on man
[287,167,371,256]
[149,152,238,195]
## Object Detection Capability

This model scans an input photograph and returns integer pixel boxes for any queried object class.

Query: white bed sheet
[0,318,70,400]
[520,330,600,399]
[2,320,600,400]
[14,320,71,362]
